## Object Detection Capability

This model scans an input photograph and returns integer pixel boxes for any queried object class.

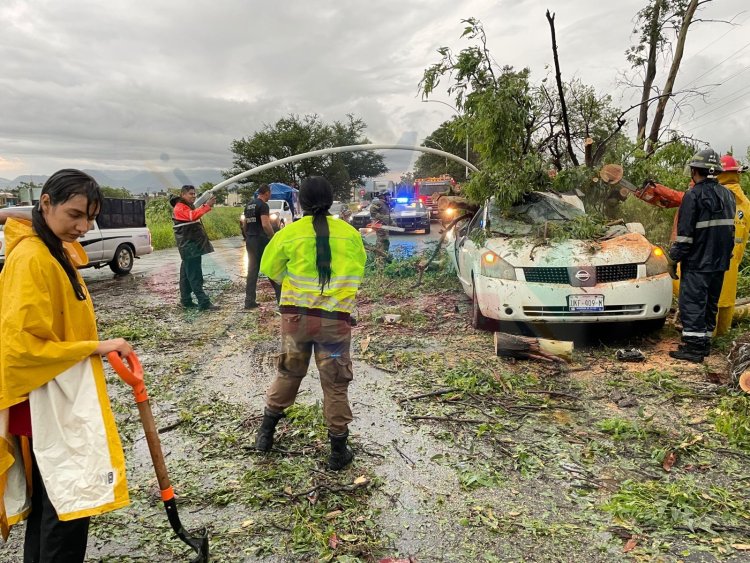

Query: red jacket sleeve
[173,202,212,222]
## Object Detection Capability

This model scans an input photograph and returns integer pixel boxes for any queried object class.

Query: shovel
[108,351,209,562]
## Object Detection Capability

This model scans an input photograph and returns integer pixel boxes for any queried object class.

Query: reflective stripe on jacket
[260,216,366,314]
[0,220,128,536]
[669,179,736,272]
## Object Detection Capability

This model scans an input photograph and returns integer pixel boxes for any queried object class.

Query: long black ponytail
[32,169,102,301]
[299,176,334,293]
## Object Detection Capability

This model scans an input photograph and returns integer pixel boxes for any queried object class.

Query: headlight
[445,208,455,217]
[270,213,279,220]
[480,250,516,280]
[333,214,340,219]
[645,246,668,276]
[240,214,245,221]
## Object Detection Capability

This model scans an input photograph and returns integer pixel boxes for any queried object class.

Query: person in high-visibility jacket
[255,176,366,471]
[0,170,132,561]
[635,153,750,335]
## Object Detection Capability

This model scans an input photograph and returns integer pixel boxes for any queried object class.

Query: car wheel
[471,277,497,331]
[425,223,431,234]
[109,244,134,275]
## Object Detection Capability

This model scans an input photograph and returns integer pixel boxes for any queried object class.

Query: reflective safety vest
[260,216,367,314]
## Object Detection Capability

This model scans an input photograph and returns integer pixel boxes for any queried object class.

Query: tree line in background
[224,114,388,203]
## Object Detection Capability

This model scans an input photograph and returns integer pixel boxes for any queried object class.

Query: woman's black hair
[299,176,334,293]
[32,169,102,301]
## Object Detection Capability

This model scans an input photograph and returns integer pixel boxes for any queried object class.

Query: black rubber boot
[669,340,705,363]
[701,337,712,358]
[255,408,284,452]
[327,431,354,471]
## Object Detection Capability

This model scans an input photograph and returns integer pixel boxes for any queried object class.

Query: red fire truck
[414,175,458,223]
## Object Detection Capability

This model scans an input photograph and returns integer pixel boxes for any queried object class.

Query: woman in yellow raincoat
[0,170,132,562]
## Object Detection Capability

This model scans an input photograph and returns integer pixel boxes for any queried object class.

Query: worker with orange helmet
[715,153,750,334]
[634,152,749,337]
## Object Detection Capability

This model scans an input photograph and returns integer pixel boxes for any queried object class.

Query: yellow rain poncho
[0,219,128,539]
[715,172,750,335]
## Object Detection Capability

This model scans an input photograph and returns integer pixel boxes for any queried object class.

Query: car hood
[485,232,654,267]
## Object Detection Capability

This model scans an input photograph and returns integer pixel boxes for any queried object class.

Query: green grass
[712,395,750,450]
[146,198,242,250]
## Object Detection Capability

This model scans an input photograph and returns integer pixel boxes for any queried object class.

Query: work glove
[657,244,679,280]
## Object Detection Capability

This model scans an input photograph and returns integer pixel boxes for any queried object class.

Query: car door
[455,206,485,293]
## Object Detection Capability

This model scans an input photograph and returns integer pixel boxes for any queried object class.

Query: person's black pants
[25,449,90,562]
[246,236,281,307]
[679,269,725,342]
[179,256,209,306]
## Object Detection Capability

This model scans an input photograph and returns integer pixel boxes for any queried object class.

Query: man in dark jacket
[242,184,280,309]
[170,185,218,310]
[669,148,736,362]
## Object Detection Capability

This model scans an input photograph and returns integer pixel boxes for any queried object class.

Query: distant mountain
[1,169,224,193]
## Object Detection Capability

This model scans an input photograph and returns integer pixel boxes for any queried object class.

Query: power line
[686,101,750,131]
[683,82,750,125]
[680,39,750,89]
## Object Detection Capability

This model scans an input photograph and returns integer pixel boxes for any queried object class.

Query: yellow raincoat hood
[0,219,128,536]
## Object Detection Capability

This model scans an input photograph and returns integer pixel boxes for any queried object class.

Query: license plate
[568,294,604,312]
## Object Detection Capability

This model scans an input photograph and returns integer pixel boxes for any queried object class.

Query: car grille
[523,264,638,285]
[596,264,638,283]
[523,267,569,284]
[395,218,427,229]
[522,304,645,317]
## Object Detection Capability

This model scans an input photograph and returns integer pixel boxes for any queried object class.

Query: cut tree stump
[494,332,574,363]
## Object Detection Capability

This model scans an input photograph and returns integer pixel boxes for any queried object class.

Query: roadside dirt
[3,240,750,563]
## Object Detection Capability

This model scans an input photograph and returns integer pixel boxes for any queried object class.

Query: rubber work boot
[255,408,284,452]
[327,431,354,471]
[669,341,705,363]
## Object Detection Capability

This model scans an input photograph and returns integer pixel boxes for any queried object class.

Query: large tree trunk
[637,0,665,144]
[546,10,579,167]
[646,0,699,154]
[494,332,574,363]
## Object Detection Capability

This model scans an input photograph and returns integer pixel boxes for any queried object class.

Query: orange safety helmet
[720,153,747,172]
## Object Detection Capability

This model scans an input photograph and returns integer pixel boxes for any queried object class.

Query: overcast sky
[1,0,748,182]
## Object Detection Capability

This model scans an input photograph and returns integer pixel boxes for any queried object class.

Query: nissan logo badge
[575,270,591,282]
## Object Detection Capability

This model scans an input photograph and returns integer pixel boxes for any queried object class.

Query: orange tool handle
[107,351,148,403]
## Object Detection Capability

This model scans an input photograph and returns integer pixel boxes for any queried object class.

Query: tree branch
[546,10,579,166]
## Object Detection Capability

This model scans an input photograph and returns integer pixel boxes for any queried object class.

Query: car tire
[425,223,431,234]
[109,244,134,275]
[471,277,497,331]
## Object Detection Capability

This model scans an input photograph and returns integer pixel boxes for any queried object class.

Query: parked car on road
[0,199,153,274]
[391,200,431,233]
[448,192,673,331]
[267,199,294,229]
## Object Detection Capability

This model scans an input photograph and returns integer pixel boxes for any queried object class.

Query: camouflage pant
[375,230,390,254]
[265,313,353,434]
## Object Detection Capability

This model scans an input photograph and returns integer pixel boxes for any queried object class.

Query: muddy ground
[4,238,750,563]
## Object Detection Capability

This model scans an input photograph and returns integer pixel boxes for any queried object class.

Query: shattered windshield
[487,192,585,236]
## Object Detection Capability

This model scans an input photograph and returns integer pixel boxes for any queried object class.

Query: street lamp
[422,138,449,173]
[422,99,469,180]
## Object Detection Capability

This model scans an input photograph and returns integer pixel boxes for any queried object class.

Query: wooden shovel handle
[107,352,173,500]
[137,399,174,501]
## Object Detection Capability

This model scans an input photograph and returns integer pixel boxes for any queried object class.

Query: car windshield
[268,201,283,210]
[487,192,585,236]
[394,202,425,212]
